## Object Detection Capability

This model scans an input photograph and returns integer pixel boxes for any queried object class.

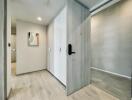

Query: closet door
[66,0,91,95]
[47,23,54,74]
[54,7,67,85]
[59,7,67,85]
[54,18,61,83]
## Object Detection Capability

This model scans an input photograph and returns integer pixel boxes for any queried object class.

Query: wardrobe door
[54,7,67,85]
[59,7,67,85]
[47,22,54,74]
[54,18,61,83]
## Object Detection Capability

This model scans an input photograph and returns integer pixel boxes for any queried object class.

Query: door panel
[66,0,91,95]
[67,18,91,95]
[54,7,67,85]
[47,22,54,73]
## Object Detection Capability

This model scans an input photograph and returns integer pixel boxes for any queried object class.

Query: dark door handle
[68,44,76,55]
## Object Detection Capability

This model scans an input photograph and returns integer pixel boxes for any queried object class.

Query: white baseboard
[91,67,131,80]
[91,0,120,16]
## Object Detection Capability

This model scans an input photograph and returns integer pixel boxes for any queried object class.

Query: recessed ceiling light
[37,17,42,21]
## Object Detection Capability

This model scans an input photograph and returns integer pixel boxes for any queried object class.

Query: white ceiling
[11,0,106,26]
[11,0,66,26]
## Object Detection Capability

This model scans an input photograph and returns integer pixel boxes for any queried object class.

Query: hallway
[9,70,118,100]
[0,0,131,100]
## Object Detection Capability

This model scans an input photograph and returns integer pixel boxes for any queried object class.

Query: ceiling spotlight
[37,17,42,21]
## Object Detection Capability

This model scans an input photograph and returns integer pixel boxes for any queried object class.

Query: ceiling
[11,0,66,26]
[11,0,106,26]
[77,0,110,11]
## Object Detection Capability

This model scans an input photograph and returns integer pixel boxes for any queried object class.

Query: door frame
[0,0,7,99]
[3,0,8,99]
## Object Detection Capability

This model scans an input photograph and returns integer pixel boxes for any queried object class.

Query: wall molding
[91,67,131,80]
[90,0,111,11]
[90,0,120,16]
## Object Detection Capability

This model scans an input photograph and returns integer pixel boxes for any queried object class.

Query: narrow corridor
[9,68,118,100]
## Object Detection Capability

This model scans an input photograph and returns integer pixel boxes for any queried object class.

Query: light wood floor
[9,64,119,100]
[11,63,16,76]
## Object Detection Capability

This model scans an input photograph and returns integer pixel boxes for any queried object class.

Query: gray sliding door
[66,0,91,95]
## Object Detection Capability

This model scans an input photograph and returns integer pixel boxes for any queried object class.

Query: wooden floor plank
[9,63,119,100]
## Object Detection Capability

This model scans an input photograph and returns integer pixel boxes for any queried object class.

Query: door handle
[68,44,76,55]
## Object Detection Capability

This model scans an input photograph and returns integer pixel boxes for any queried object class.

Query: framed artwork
[28,32,39,46]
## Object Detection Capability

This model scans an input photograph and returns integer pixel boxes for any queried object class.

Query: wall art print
[28,32,39,46]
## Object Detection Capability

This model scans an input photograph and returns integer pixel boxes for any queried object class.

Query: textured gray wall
[0,0,5,99]
[91,0,132,77]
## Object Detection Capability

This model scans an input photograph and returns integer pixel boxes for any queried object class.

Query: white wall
[0,0,5,99]
[47,7,67,85]
[16,20,47,74]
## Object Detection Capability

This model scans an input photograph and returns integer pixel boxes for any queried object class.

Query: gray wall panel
[91,0,132,77]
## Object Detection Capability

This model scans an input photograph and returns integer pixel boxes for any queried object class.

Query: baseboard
[46,69,66,88]
[16,69,46,76]
[91,67,131,80]
[91,68,131,100]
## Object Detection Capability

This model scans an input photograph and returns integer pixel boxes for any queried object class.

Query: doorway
[5,0,131,100]
[11,25,16,76]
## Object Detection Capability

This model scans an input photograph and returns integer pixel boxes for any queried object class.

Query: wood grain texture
[8,70,119,100]
[66,0,91,95]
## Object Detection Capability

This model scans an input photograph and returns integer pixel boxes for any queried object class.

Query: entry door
[67,16,91,95]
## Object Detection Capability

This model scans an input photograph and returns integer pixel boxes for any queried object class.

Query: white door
[54,7,67,85]
[47,23,54,73]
